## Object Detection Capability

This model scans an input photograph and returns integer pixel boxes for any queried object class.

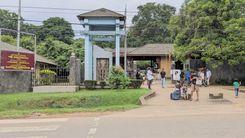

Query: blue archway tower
[78,8,125,80]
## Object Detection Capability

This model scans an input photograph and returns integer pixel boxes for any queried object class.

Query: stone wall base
[33,86,79,93]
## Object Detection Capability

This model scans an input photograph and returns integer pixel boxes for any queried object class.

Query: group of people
[171,70,203,101]
[182,68,212,87]
[143,67,167,90]
[173,68,213,101]
[137,67,241,99]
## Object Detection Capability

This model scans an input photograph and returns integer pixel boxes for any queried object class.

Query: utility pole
[124,5,127,77]
[17,0,21,51]
[0,28,2,42]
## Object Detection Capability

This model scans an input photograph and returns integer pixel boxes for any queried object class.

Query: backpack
[170,89,181,100]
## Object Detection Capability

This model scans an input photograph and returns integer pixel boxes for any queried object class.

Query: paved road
[1,83,245,138]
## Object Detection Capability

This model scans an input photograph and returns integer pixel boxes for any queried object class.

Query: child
[233,79,240,98]
[181,84,189,100]
[190,72,199,101]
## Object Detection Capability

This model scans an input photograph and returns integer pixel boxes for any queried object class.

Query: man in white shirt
[206,69,212,85]
[147,67,154,89]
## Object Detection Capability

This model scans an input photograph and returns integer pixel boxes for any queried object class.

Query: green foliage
[37,37,72,67]
[38,17,74,44]
[129,79,143,89]
[99,81,107,89]
[1,35,16,45]
[84,80,97,89]
[1,35,84,67]
[108,66,131,89]
[0,9,83,67]
[136,61,151,70]
[37,37,84,67]
[0,9,19,31]
[39,69,56,85]
[20,36,35,51]
[0,9,39,36]
[128,2,176,47]
[172,0,245,67]
[71,38,85,62]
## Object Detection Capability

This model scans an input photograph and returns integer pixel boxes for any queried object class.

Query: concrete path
[106,81,245,118]
[1,81,245,138]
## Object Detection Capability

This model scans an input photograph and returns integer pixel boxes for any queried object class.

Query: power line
[25,10,136,15]
[0,5,138,13]
[23,19,133,27]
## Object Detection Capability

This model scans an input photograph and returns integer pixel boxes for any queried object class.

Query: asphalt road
[1,84,245,138]
[1,113,245,138]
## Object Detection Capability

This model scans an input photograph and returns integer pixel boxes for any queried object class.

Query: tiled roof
[0,41,57,65]
[128,44,173,56]
[77,8,125,20]
[105,47,136,53]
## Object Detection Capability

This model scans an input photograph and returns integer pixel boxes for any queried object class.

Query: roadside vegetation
[0,89,149,118]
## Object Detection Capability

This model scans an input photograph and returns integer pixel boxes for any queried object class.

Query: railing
[33,67,70,86]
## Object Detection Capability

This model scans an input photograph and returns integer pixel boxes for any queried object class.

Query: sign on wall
[172,69,181,81]
[0,50,35,71]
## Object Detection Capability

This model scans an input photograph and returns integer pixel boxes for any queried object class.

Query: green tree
[0,9,19,30]
[128,3,176,47]
[20,36,35,51]
[38,17,74,44]
[1,35,16,45]
[0,9,39,35]
[37,37,73,67]
[173,0,245,67]
[71,38,85,62]
[37,37,84,67]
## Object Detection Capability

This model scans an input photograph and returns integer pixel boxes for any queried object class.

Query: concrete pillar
[115,19,120,67]
[84,19,93,80]
[75,59,81,85]
[69,53,76,85]
[69,53,81,85]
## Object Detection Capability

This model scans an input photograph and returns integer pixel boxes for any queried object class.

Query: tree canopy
[0,9,79,67]
[172,0,245,67]
[38,17,74,44]
[0,9,19,31]
[127,3,176,47]
[37,37,84,67]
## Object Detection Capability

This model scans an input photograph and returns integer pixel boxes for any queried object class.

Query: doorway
[96,58,109,81]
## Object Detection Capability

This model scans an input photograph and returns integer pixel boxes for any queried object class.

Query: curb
[138,91,156,105]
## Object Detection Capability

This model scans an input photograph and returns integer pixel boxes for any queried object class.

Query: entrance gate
[77,8,125,80]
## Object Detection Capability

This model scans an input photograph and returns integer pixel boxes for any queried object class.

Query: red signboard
[0,50,35,71]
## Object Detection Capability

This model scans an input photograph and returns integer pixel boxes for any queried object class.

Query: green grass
[0,89,149,118]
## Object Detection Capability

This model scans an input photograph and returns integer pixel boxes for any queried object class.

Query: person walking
[190,71,199,101]
[160,68,166,88]
[136,69,141,80]
[147,67,154,90]
[180,71,185,86]
[185,69,191,84]
[233,79,240,98]
[206,69,212,86]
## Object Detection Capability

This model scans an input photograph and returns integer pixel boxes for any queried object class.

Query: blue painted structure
[78,8,125,80]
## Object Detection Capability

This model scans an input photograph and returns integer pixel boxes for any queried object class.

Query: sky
[0,0,185,34]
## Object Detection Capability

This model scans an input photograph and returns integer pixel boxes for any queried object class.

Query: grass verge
[0,89,149,119]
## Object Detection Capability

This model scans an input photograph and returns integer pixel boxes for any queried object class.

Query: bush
[39,69,56,85]
[129,79,143,89]
[100,81,107,89]
[108,66,130,89]
[84,80,97,89]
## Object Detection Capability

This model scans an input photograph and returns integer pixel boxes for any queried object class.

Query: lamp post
[124,6,127,77]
